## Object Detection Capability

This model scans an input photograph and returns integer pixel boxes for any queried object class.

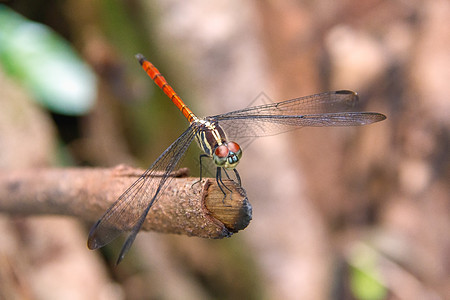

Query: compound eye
[227,142,240,153]
[213,145,229,166]
[215,145,229,158]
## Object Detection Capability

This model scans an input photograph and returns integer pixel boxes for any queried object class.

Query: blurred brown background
[0,0,449,299]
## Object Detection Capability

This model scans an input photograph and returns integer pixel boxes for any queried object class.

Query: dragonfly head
[213,141,242,169]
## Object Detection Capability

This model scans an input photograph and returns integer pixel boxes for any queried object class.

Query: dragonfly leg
[191,154,209,189]
[223,168,232,180]
[216,167,233,199]
[198,154,209,181]
[223,168,242,187]
[233,168,242,186]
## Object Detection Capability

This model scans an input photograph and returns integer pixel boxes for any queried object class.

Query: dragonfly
[88,53,386,264]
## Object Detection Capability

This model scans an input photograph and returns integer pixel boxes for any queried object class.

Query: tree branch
[0,165,252,238]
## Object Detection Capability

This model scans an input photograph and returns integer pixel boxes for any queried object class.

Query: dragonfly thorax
[194,119,243,169]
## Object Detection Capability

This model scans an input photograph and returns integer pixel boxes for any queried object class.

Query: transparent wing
[210,91,386,139]
[214,112,386,139]
[87,124,197,262]
[215,90,361,117]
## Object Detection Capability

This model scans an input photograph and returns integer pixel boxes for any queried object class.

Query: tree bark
[0,165,252,238]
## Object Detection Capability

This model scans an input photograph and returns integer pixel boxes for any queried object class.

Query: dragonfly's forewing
[212,91,386,139]
[216,90,360,117]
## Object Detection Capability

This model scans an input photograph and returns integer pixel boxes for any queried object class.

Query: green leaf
[349,243,387,300]
[0,5,96,115]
